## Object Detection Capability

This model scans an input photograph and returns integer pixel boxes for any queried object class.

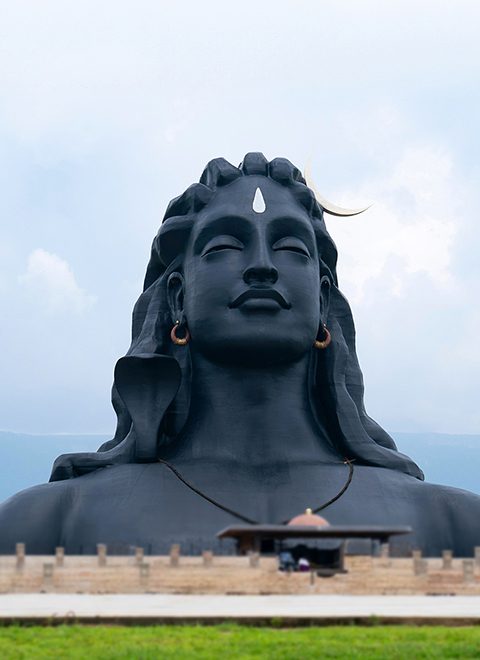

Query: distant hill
[0,430,479,504]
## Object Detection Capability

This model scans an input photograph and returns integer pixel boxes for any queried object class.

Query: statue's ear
[167,272,185,323]
[320,274,331,324]
[114,354,181,461]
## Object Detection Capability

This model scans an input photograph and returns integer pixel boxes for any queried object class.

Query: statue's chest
[59,461,421,554]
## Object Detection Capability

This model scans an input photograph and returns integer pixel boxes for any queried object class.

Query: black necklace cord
[278,458,355,525]
[314,459,354,513]
[157,457,355,526]
[158,458,258,524]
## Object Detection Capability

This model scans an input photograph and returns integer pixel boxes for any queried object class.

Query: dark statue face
[169,176,325,366]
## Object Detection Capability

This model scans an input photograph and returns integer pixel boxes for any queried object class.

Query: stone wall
[1,544,479,595]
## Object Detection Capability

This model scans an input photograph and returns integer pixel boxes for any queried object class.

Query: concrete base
[1,594,480,625]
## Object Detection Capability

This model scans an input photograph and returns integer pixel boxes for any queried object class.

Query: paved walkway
[1,594,480,624]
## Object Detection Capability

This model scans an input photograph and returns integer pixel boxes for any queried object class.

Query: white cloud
[317,142,480,434]
[327,146,459,304]
[19,249,96,314]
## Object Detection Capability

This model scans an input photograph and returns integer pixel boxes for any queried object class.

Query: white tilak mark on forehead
[252,187,266,214]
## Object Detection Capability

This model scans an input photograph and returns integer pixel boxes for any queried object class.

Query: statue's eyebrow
[193,215,251,253]
[269,215,316,253]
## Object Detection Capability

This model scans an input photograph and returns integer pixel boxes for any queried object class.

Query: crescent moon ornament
[304,164,371,217]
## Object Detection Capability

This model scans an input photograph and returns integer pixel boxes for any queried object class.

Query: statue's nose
[243,263,278,285]
[243,233,278,285]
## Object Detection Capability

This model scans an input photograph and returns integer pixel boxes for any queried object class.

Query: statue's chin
[191,336,313,368]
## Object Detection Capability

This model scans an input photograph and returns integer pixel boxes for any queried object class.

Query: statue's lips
[229,288,291,309]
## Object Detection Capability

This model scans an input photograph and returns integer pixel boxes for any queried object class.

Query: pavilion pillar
[412,549,427,576]
[202,550,213,567]
[42,563,54,591]
[463,559,475,583]
[379,542,390,566]
[97,543,107,567]
[442,550,452,570]
[15,543,25,571]
[248,551,260,568]
[139,562,150,590]
[170,544,180,567]
[474,547,480,569]
[55,547,64,567]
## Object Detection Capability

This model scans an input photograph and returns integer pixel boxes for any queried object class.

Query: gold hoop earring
[314,324,331,350]
[170,320,190,346]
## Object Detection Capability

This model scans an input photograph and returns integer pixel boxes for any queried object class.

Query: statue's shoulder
[418,479,480,507]
[353,468,480,554]
[399,475,480,515]
[0,479,72,553]
[429,480,480,512]
[372,467,480,510]
[0,464,168,554]
[417,480,480,547]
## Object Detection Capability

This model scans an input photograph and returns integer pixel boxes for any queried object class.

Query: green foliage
[0,624,479,659]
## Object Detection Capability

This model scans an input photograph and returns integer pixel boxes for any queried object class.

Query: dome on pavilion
[287,508,330,527]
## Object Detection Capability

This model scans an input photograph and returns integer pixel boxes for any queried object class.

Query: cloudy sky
[1,1,479,436]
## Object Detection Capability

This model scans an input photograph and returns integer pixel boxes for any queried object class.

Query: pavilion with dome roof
[217,509,411,574]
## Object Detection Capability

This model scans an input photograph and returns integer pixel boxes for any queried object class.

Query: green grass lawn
[0,625,479,659]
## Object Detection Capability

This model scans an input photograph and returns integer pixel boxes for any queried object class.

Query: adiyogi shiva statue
[1,153,479,556]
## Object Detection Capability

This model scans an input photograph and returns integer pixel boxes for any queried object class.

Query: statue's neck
[168,351,340,467]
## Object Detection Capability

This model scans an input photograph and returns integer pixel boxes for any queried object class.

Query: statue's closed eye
[272,237,310,257]
[201,235,244,257]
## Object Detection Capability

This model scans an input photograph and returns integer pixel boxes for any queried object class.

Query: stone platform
[1,545,480,596]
